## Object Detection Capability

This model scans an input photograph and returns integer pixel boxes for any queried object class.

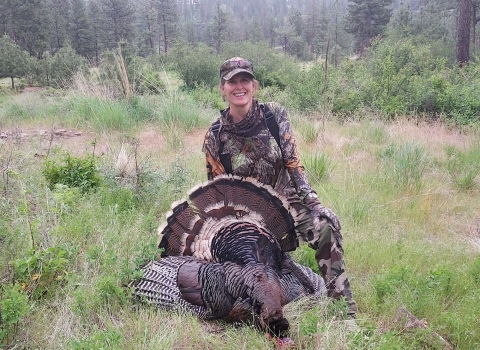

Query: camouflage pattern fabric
[202,99,357,317]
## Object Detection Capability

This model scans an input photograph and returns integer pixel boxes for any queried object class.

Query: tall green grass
[379,142,429,192]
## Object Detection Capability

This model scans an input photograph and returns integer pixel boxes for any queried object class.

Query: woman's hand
[304,195,341,232]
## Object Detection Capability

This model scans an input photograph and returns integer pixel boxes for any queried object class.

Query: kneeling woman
[202,57,357,318]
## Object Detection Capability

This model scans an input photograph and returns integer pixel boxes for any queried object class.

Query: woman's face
[220,73,255,109]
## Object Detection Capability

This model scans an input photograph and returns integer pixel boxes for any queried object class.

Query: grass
[1,88,480,349]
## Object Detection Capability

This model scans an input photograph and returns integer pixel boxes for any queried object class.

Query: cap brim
[222,68,255,81]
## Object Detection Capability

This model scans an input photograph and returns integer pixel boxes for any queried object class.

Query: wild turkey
[132,175,326,335]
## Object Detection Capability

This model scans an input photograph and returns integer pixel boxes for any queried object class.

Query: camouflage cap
[220,57,255,81]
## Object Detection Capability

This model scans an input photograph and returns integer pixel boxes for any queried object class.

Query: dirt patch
[23,87,46,93]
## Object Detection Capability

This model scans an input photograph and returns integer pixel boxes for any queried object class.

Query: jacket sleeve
[269,103,314,200]
[202,126,226,181]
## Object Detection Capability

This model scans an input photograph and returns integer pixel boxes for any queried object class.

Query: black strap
[261,104,281,149]
[211,104,280,174]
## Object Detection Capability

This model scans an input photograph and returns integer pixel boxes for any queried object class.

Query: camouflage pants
[304,223,358,318]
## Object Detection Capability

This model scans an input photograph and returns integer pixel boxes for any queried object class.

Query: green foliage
[97,49,166,96]
[67,95,155,130]
[0,35,30,89]
[49,46,87,88]
[70,327,123,350]
[299,305,321,335]
[289,245,319,273]
[288,65,326,111]
[42,153,102,194]
[170,43,219,89]
[189,84,225,110]
[379,142,428,192]
[445,145,480,190]
[95,275,128,306]
[9,247,70,300]
[0,284,31,346]
[50,184,81,216]
[297,120,321,143]
[303,152,332,182]
[158,93,209,132]
[373,264,411,304]
[469,256,480,285]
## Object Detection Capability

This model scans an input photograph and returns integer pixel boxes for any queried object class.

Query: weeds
[159,93,206,132]
[379,142,429,192]
[445,145,480,190]
[303,152,333,182]
[0,284,31,347]
[43,152,102,194]
[9,247,70,300]
[297,121,321,143]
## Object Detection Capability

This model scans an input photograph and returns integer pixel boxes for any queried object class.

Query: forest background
[1,0,480,349]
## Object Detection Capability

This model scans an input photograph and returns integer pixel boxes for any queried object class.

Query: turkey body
[131,175,326,335]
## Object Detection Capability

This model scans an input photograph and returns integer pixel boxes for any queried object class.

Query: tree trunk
[11,76,15,90]
[457,0,472,66]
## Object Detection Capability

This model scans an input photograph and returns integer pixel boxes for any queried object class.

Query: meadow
[1,77,480,349]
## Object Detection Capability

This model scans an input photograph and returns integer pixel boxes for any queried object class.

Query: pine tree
[87,0,103,65]
[207,3,229,54]
[134,0,158,56]
[7,0,50,57]
[98,0,135,49]
[153,0,179,54]
[0,35,30,89]
[46,0,71,53]
[69,0,94,58]
[457,0,472,65]
[345,0,393,53]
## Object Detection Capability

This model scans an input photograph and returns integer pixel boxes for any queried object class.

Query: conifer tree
[7,0,50,57]
[87,0,103,65]
[98,0,135,49]
[154,0,179,53]
[47,0,71,53]
[345,0,393,53]
[69,0,94,58]
[0,35,30,89]
[207,3,229,54]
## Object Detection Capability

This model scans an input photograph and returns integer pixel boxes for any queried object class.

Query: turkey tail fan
[157,199,201,257]
[158,174,314,259]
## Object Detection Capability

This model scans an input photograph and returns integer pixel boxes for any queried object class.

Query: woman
[202,57,357,318]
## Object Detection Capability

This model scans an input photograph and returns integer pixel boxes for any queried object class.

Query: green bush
[170,43,219,89]
[43,153,102,194]
[222,41,301,90]
[49,46,88,88]
[0,283,31,346]
[9,247,70,300]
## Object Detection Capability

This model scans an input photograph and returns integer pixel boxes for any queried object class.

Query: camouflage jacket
[202,99,314,200]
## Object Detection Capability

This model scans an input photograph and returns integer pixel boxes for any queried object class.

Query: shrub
[170,43,219,89]
[43,153,102,194]
[49,46,88,88]
[9,247,70,300]
[0,283,31,346]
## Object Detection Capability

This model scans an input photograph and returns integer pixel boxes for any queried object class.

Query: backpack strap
[211,105,281,174]
[210,112,234,174]
[261,103,281,149]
